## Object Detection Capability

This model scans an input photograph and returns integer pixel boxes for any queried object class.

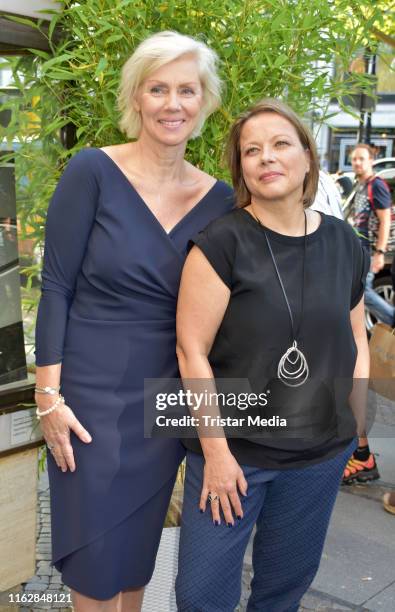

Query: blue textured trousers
[176,440,356,612]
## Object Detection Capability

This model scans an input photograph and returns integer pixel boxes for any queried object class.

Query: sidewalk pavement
[239,394,395,612]
[2,393,394,612]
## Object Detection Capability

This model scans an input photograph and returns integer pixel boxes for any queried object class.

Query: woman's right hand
[200,449,248,526]
[36,394,92,473]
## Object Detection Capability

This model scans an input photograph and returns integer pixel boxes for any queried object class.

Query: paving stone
[363,581,395,611]
[300,590,359,610]
[312,492,395,606]
[37,570,51,578]
[36,554,52,562]
[37,561,51,570]
[26,576,48,584]
[24,583,49,592]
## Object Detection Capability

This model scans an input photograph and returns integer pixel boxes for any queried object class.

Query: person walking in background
[342,143,393,485]
[350,144,394,327]
[34,31,233,611]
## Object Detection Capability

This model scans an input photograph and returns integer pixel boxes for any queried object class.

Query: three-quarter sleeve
[35,150,99,366]
[188,217,236,289]
[350,237,370,310]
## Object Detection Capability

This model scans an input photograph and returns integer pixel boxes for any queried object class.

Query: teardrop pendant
[277,340,309,387]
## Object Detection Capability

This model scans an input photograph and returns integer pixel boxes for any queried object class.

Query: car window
[374,160,395,171]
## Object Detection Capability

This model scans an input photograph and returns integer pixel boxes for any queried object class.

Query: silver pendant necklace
[251,207,309,387]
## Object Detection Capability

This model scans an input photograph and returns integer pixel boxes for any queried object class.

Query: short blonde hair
[117,31,222,139]
[226,98,320,208]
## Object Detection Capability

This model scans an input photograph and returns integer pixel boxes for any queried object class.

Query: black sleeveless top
[182,208,369,469]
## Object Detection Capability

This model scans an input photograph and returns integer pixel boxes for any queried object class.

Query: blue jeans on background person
[364,271,395,327]
[176,439,357,612]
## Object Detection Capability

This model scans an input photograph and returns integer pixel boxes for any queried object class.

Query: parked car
[373,157,395,173]
[336,157,395,187]
[343,168,395,331]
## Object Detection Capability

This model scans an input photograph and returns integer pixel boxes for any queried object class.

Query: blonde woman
[34,31,233,611]
[176,99,368,611]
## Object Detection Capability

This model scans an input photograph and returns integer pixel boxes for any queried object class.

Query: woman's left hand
[200,449,248,526]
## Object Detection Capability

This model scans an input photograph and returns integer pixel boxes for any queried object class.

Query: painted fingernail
[227,522,233,528]
[237,515,242,520]
[214,520,219,526]
[199,508,204,513]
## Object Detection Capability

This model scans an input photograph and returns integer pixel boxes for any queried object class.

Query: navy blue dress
[35,147,234,599]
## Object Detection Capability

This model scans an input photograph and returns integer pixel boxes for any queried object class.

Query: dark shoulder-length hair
[225,98,320,208]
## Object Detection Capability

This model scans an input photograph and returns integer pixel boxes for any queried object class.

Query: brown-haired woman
[175,98,369,611]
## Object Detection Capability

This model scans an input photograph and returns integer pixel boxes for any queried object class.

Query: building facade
[316,43,395,172]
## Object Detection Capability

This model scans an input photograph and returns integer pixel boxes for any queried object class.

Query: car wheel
[365,275,394,333]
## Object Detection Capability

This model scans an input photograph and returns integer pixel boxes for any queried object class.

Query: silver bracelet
[35,385,60,395]
[36,394,65,419]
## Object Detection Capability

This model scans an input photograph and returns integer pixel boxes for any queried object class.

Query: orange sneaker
[342,453,380,485]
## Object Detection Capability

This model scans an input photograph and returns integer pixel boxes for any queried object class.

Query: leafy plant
[0,0,392,319]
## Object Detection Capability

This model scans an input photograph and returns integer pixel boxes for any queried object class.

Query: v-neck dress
[34,147,234,598]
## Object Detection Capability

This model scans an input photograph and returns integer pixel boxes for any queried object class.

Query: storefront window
[0,61,28,385]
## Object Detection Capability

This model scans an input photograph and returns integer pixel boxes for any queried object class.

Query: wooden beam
[0,14,63,53]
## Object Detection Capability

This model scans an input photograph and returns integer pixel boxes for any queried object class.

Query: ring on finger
[208,492,219,503]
